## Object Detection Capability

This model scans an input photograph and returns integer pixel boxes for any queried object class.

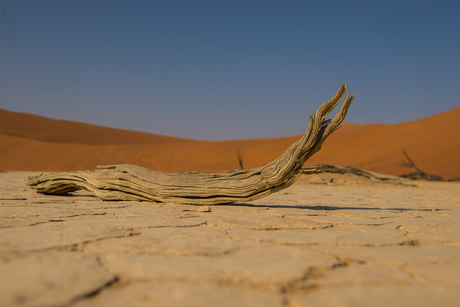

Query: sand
[1,171,459,306]
[1,106,459,179]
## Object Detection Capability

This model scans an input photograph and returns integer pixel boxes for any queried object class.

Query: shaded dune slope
[1,107,459,179]
[0,109,188,145]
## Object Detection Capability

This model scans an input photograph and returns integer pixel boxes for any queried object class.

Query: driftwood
[26,84,354,205]
[303,164,412,185]
[399,150,443,181]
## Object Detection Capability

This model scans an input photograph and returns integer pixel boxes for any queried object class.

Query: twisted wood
[26,84,354,205]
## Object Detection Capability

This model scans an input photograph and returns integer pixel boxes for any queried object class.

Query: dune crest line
[25,84,354,205]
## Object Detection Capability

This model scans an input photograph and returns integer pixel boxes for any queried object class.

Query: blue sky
[1,0,459,140]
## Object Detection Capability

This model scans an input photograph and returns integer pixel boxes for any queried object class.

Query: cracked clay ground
[1,171,459,307]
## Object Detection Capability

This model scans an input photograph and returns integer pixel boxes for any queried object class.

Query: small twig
[399,149,443,181]
[237,149,244,169]
[400,150,424,174]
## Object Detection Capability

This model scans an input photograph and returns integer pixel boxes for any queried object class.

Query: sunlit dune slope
[1,107,459,179]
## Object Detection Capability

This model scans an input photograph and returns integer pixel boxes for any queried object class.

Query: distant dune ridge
[1,107,459,179]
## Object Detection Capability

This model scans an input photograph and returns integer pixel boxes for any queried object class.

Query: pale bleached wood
[304,164,413,185]
[26,84,355,205]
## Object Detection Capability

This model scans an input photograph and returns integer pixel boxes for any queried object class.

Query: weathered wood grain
[25,84,354,205]
[305,164,411,184]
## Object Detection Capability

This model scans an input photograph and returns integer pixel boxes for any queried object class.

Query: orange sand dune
[1,107,459,179]
[0,108,187,145]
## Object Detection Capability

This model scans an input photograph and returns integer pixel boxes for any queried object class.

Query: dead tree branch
[399,150,443,181]
[302,164,413,185]
[26,84,354,205]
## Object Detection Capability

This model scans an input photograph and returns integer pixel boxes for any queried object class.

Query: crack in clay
[331,222,392,226]
[61,212,107,218]
[65,278,120,305]
[283,213,329,217]
[179,214,201,219]
[56,233,139,253]
[280,262,344,294]
[166,246,242,258]
[0,233,138,254]
[281,279,411,297]
[146,221,208,228]
[313,250,368,267]
[394,225,459,245]
[64,257,120,306]
[280,256,414,296]
[247,225,334,231]
[225,234,321,247]
[28,219,67,226]
[338,239,421,248]
[102,277,284,294]
[351,216,400,220]
[126,275,294,292]
[72,203,131,209]
[333,256,367,266]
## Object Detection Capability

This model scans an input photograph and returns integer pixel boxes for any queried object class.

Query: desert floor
[1,171,459,307]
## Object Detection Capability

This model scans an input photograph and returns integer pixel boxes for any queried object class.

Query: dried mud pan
[1,171,460,307]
